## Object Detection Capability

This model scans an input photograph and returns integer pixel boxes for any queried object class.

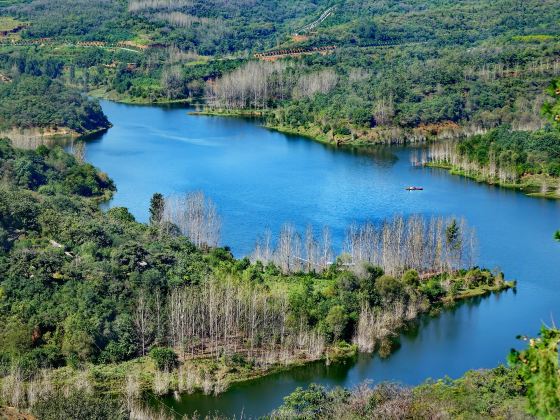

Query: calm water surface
[86,101,560,418]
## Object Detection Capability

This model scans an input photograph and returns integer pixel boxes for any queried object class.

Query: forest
[0,74,110,134]
[0,139,515,416]
[205,46,560,144]
[422,125,560,198]
[0,0,559,134]
[0,0,560,418]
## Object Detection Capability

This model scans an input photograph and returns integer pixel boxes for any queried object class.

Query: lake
[85,100,560,417]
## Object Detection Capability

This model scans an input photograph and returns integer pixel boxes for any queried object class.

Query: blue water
[85,101,560,417]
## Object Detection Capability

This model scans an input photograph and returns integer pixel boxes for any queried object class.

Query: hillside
[1,1,560,417]
[0,75,110,137]
[0,0,558,128]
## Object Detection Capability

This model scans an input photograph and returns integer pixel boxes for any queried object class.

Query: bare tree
[134,290,154,356]
[293,69,338,99]
[163,192,221,249]
[344,215,476,276]
[373,96,395,126]
[251,214,476,277]
[161,66,184,100]
[71,140,86,163]
[168,277,324,369]
[304,224,318,272]
[128,0,194,13]
[276,223,296,273]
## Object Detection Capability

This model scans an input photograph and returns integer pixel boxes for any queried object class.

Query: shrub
[402,269,420,286]
[149,347,178,371]
[32,390,127,420]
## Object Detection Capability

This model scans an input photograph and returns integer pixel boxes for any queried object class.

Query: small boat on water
[405,186,424,191]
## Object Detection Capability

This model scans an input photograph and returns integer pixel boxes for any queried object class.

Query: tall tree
[149,193,165,226]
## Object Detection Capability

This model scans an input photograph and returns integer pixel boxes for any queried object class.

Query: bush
[402,269,420,286]
[375,275,403,301]
[107,207,136,223]
[464,269,491,287]
[420,278,445,302]
[334,126,352,136]
[149,347,178,371]
[32,390,127,420]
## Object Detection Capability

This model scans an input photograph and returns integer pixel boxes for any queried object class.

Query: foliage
[0,138,113,196]
[0,143,507,377]
[32,390,127,420]
[274,366,529,419]
[0,75,109,133]
[1,0,559,130]
[509,327,560,419]
[429,126,560,180]
[457,126,560,177]
[279,383,341,419]
[543,79,560,127]
[149,347,178,371]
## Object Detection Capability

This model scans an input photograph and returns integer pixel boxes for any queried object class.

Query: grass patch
[0,16,25,32]
[512,34,557,42]
[453,281,516,300]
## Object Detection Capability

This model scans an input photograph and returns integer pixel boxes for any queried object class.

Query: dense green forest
[0,75,110,134]
[453,128,560,178]
[3,0,559,54]
[1,0,559,134]
[424,125,560,198]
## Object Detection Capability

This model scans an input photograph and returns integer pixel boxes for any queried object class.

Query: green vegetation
[0,141,512,415]
[0,138,113,198]
[198,0,560,144]
[0,16,23,32]
[149,347,178,371]
[0,0,559,126]
[273,366,529,419]
[0,75,110,135]
[509,327,560,418]
[455,128,560,178]
[275,327,560,419]
[543,79,560,127]
[425,126,560,198]
[32,391,126,420]
[0,1,559,417]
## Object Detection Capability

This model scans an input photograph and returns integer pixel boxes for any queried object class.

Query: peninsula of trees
[421,125,560,198]
[0,75,110,142]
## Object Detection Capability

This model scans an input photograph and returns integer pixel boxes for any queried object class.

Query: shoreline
[88,88,195,106]
[427,162,560,200]
[189,109,383,146]
[188,108,501,147]
[0,279,514,412]
[0,124,111,148]
[189,108,560,201]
